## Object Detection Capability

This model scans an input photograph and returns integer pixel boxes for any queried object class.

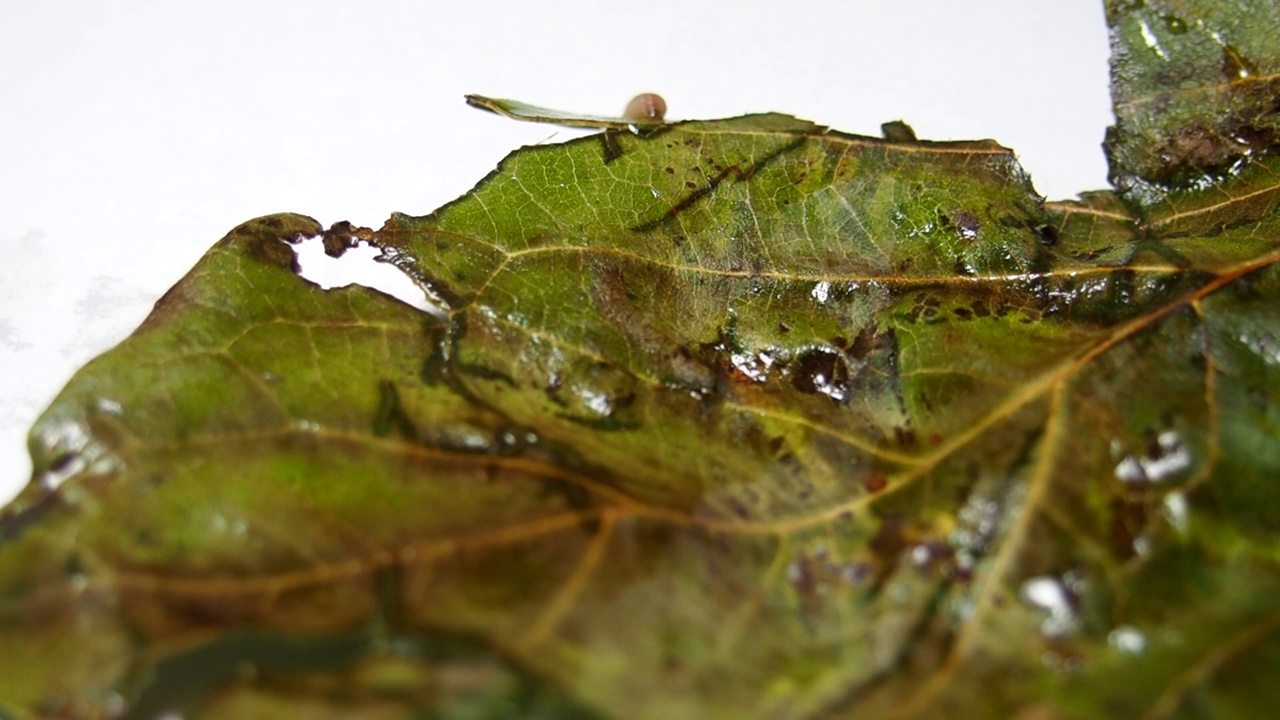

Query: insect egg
[624,93,667,122]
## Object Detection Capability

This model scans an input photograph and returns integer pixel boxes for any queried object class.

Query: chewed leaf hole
[290,235,444,317]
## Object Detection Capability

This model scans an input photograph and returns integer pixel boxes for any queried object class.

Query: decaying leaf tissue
[3,1,1280,718]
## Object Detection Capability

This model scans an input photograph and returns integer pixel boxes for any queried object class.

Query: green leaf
[5,3,1280,718]
[1104,0,1280,226]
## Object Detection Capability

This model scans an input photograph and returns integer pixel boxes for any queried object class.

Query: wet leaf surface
[1104,0,1280,222]
[5,2,1280,718]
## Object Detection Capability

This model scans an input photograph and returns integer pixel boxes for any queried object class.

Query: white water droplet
[1163,491,1190,535]
[1021,575,1077,638]
[1108,625,1147,654]
[1138,19,1169,60]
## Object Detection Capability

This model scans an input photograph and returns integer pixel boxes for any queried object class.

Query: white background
[0,2,1113,505]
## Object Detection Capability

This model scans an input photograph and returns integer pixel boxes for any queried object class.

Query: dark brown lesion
[0,482,61,542]
[1149,122,1276,186]
[1109,70,1280,196]
[372,379,419,440]
[221,214,322,263]
[789,348,850,402]
[322,220,376,258]
[599,130,624,163]
[590,262,720,398]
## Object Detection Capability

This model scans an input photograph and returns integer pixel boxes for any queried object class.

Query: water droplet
[455,431,493,451]
[1113,429,1191,484]
[1239,329,1280,365]
[729,349,775,383]
[1222,43,1258,79]
[1163,14,1187,33]
[68,573,88,593]
[1020,575,1078,637]
[1113,456,1144,482]
[910,545,932,567]
[39,453,86,491]
[494,427,539,456]
[504,310,529,328]
[1162,492,1189,535]
[95,398,123,416]
[1138,19,1169,60]
[36,419,89,457]
[957,495,1000,540]
[952,211,980,241]
[1108,625,1147,654]
[839,563,872,585]
[576,386,615,417]
[787,553,814,595]
[789,348,849,403]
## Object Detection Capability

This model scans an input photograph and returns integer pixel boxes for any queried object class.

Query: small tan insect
[623,93,667,123]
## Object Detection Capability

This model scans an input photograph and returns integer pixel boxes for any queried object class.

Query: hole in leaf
[290,235,444,317]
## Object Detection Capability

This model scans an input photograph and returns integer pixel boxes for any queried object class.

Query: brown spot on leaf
[790,348,849,403]
[894,427,917,448]
[323,220,374,258]
[952,211,981,241]
[600,130,624,163]
[1109,495,1149,560]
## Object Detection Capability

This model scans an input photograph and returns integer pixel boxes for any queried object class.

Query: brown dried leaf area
[5,7,1280,713]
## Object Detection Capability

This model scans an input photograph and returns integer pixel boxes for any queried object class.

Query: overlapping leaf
[4,2,1280,718]
[1105,0,1280,230]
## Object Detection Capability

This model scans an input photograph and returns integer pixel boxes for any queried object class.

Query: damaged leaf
[4,1,1280,718]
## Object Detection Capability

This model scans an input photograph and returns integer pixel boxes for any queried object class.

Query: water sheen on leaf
[1104,0,1280,224]
[5,4,1280,719]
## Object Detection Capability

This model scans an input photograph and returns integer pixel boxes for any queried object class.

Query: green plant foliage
[4,2,1280,718]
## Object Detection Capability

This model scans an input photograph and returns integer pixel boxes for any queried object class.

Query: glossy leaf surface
[5,2,1280,718]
